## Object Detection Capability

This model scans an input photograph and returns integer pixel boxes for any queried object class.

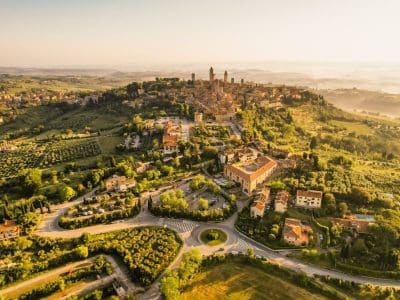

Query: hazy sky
[1,0,400,68]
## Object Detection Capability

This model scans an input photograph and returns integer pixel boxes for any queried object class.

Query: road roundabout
[16,190,400,300]
[199,228,228,246]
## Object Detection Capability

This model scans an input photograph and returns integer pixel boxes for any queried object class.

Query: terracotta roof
[163,134,178,147]
[251,188,270,211]
[331,215,374,233]
[225,156,277,181]
[275,190,289,205]
[297,190,322,199]
[283,218,312,244]
[0,220,19,233]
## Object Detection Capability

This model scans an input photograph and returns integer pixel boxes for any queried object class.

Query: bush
[59,205,141,229]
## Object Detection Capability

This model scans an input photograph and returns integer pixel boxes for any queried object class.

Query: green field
[180,261,327,300]
[329,119,373,135]
[200,229,228,246]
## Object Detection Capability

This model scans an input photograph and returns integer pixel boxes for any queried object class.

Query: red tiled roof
[297,190,322,199]
[283,218,312,244]
[251,188,270,211]
[275,190,289,205]
[225,156,277,181]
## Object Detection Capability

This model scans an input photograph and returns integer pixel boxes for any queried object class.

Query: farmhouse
[250,188,270,218]
[0,220,20,241]
[283,218,312,246]
[295,190,323,209]
[224,155,277,194]
[331,214,375,233]
[274,190,290,213]
[104,175,136,192]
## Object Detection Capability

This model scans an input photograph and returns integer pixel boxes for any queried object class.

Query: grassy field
[329,119,373,135]
[200,229,227,246]
[180,261,327,300]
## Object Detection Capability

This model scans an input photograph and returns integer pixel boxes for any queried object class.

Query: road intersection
[35,193,400,292]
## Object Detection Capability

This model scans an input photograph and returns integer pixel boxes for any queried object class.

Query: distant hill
[319,88,400,117]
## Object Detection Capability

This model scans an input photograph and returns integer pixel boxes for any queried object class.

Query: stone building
[224,155,277,194]
[250,188,270,218]
[209,67,215,81]
[274,190,290,213]
[283,218,313,246]
[295,190,323,209]
[194,112,203,124]
[104,175,136,192]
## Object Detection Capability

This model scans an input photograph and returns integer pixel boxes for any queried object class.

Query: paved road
[36,188,98,234]
[30,190,400,298]
[0,258,94,298]
[0,254,136,300]
[60,275,115,300]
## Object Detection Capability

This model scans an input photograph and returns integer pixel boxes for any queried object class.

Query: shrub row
[59,205,141,229]
[150,203,236,222]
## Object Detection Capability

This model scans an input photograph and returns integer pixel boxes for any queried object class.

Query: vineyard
[89,227,182,285]
[0,227,182,290]
[0,145,43,178]
[0,139,103,179]
[39,139,102,167]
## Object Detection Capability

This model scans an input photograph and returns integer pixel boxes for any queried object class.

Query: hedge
[59,205,141,229]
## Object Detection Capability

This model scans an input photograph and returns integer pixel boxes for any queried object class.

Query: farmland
[180,261,327,300]
[0,139,102,178]
[39,140,102,168]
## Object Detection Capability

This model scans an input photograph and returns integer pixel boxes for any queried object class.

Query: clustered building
[162,120,182,154]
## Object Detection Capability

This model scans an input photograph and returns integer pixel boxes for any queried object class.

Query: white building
[296,190,323,209]
[274,190,289,213]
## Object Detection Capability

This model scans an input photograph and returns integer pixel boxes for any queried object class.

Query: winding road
[6,188,400,299]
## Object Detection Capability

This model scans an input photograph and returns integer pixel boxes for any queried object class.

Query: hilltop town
[0,68,400,299]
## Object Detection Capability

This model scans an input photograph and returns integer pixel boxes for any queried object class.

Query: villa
[331,214,375,233]
[295,190,323,209]
[224,155,277,194]
[283,218,313,246]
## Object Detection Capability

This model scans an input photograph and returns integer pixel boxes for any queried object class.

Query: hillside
[319,88,400,117]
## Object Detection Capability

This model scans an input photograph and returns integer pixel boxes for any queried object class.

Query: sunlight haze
[1,0,400,68]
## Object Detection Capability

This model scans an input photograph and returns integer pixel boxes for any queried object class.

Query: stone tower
[191,73,195,83]
[231,77,234,84]
[241,78,244,85]
[194,112,203,124]
[224,70,228,83]
[209,67,214,81]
